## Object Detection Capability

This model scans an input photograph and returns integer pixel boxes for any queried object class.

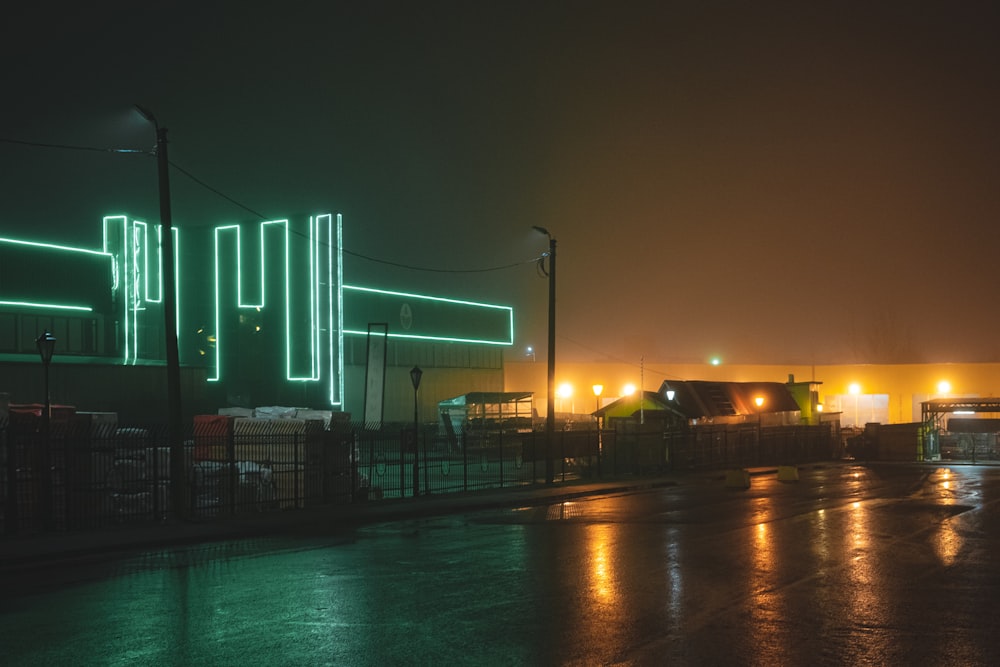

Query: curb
[0,478,679,573]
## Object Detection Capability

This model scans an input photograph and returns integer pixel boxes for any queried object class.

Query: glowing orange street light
[754,396,765,463]
[849,383,862,428]
[557,382,573,413]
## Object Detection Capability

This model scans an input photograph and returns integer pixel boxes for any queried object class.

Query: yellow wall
[504,360,1000,424]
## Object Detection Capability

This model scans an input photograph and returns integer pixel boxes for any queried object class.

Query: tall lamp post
[410,366,423,498]
[848,383,861,429]
[755,395,765,465]
[533,226,556,484]
[36,330,56,530]
[135,105,185,519]
[593,384,603,475]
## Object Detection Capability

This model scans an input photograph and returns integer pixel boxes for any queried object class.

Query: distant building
[0,215,513,423]
[594,381,803,427]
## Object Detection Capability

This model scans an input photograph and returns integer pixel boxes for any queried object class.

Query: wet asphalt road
[2,463,998,666]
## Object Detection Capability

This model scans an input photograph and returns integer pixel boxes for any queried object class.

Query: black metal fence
[1,415,359,535]
[2,414,840,536]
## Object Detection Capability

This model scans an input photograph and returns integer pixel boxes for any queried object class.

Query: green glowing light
[0,237,110,314]
[341,328,512,346]
[342,284,514,345]
[2,213,511,411]
[0,236,110,257]
[0,300,93,312]
[210,214,343,406]
[333,214,344,406]
[103,215,180,365]
[344,284,514,311]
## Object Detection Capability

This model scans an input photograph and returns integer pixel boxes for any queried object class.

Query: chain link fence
[3,413,841,536]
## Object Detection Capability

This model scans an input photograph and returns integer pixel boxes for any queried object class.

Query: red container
[193,414,234,461]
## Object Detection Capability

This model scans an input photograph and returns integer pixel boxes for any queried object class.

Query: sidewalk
[4,461,972,573]
[0,475,691,573]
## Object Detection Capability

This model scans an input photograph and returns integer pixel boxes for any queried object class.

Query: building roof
[656,380,801,419]
[438,392,533,407]
[593,391,687,420]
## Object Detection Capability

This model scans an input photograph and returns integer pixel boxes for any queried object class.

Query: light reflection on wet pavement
[2,464,999,666]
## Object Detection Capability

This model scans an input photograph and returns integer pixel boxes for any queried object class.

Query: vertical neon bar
[210,215,342,401]
[172,226,180,338]
[335,213,344,406]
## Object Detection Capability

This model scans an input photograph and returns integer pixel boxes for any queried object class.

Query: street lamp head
[592,384,603,397]
[134,104,158,127]
[754,395,765,409]
[532,225,551,238]
[410,366,423,390]
[35,330,56,366]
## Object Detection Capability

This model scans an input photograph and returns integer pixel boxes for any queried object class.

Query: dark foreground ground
[2,462,999,666]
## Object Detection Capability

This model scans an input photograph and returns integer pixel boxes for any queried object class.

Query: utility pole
[136,106,185,519]
[533,226,556,485]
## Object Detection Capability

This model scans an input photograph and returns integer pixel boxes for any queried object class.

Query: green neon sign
[0,300,93,312]
[102,215,180,365]
[1,212,514,411]
[210,214,343,406]
[342,284,514,345]
[0,235,112,313]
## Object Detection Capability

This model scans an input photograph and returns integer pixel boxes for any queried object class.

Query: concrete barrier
[777,465,800,482]
[725,468,751,489]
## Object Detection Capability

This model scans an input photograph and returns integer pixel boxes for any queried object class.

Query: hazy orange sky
[3,2,999,365]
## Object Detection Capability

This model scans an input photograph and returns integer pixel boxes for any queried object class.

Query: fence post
[149,433,159,524]
[422,426,429,495]
[559,430,566,482]
[532,432,537,483]
[321,430,330,504]
[611,422,621,476]
[3,426,16,534]
[498,428,504,488]
[400,428,406,498]
[227,427,237,517]
[462,430,468,492]
[597,428,602,479]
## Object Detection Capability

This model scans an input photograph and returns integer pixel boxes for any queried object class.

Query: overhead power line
[168,159,542,274]
[558,334,685,380]
[0,137,148,154]
[343,249,541,273]
[3,135,543,274]
[168,160,268,220]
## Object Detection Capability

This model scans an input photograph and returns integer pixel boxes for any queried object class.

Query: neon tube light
[0,236,111,256]
[342,284,514,345]
[210,215,343,406]
[103,215,180,364]
[0,300,93,312]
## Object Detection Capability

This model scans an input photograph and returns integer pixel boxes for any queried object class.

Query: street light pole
[36,331,56,531]
[755,395,765,465]
[410,366,423,498]
[135,105,185,519]
[533,226,556,485]
[593,384,603,476]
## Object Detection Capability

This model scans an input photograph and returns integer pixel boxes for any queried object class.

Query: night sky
[3,2,999,365]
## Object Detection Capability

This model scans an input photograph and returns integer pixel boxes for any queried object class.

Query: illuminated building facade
[0,214,514,422]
